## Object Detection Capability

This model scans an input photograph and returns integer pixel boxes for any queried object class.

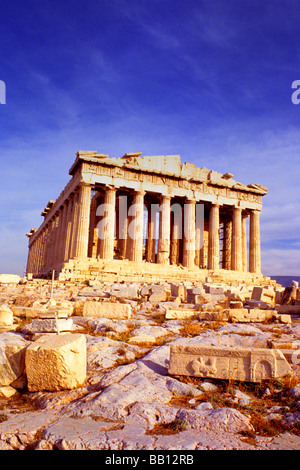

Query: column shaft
[208,203,220,270]
[64,197,74,262]
[127,190,145,262]
[231,207,242,271]
[183,199,196,268]
[145,202,157,262]
[242,213,248,272]
[73,183,92,258]
[69,191,79,259]
[249,210,261,273]
[118,195,128,260]
[98,187,116,260]
[157,195,171,264]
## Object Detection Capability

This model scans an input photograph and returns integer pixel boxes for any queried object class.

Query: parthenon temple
[26,151,268,283]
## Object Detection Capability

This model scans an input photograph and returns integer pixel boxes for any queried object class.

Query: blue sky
[1,0,300,275]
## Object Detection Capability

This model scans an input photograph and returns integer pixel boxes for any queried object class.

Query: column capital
[78,181,92,188]
[134,189,146,197]
[185,197,196,204]
[104,184,118,191]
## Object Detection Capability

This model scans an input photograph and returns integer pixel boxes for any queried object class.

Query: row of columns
[27,182,92,275]
[27,183,261,275]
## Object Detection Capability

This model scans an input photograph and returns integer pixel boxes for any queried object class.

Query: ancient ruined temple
[26,151,268,283]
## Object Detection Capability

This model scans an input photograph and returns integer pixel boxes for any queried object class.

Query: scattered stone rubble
[0,275,300,450]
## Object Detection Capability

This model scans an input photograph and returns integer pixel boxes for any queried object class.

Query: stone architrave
[25,333,86,392]
[82,301,131,319]
[168,343,291,382]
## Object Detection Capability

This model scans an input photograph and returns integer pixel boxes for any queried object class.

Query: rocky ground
[0,277,300,450]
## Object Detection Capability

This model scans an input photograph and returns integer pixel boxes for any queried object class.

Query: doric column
[242,213,248,272]
[208,203,220,270]
[145,201,157,262]
[57,203,68,264]
[53,210,62,267]
[36,234,43,274]
[73,182,92,258]
[88,194,98,258]
[64,197,74,262]
[157,195,171,265]
[170,202,182,265]
[48,217,56,270]
[127,190,145,262]
[231,207,242,271]
[69,190,79,259]
[249,210,261,273]
[43,224,49,271]
[26,241,33,274]
[98,186,116,260]
[40,228,46,272]
[117,194,128,260]
[222,219,232,270]
[183,198,196,268]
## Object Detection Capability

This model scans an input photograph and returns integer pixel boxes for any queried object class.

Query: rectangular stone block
[25,333,86,391]
[165,309,196,320]
[0,274,21,284]
[82,301,131,319]
[228,308,274,323]
[31,318,74,333]
[168,343,291,382]
[278,305,300,315]
[251,287,275,304]
[170,283,186,301]
[204,285,225,295]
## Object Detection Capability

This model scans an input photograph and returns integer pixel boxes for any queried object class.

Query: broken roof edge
[68,150,267,195]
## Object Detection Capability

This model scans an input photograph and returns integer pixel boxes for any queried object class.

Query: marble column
[118,194,128,260]
[157,195,171,265]
[208,203,220,270]
[231,207,242,271]
[183,199,196,268]
[98,186,116,260]
[57,204,68,265]
[127,190,145,262]
[88,194,98,258]
[145,201,157,262]
[69,190,79,259]
[242,213,248,272]
[64,197,74,262]
[249,210,261,273]
[222,219,232,270]
[170,202,182,266]
[73,182,92,258]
